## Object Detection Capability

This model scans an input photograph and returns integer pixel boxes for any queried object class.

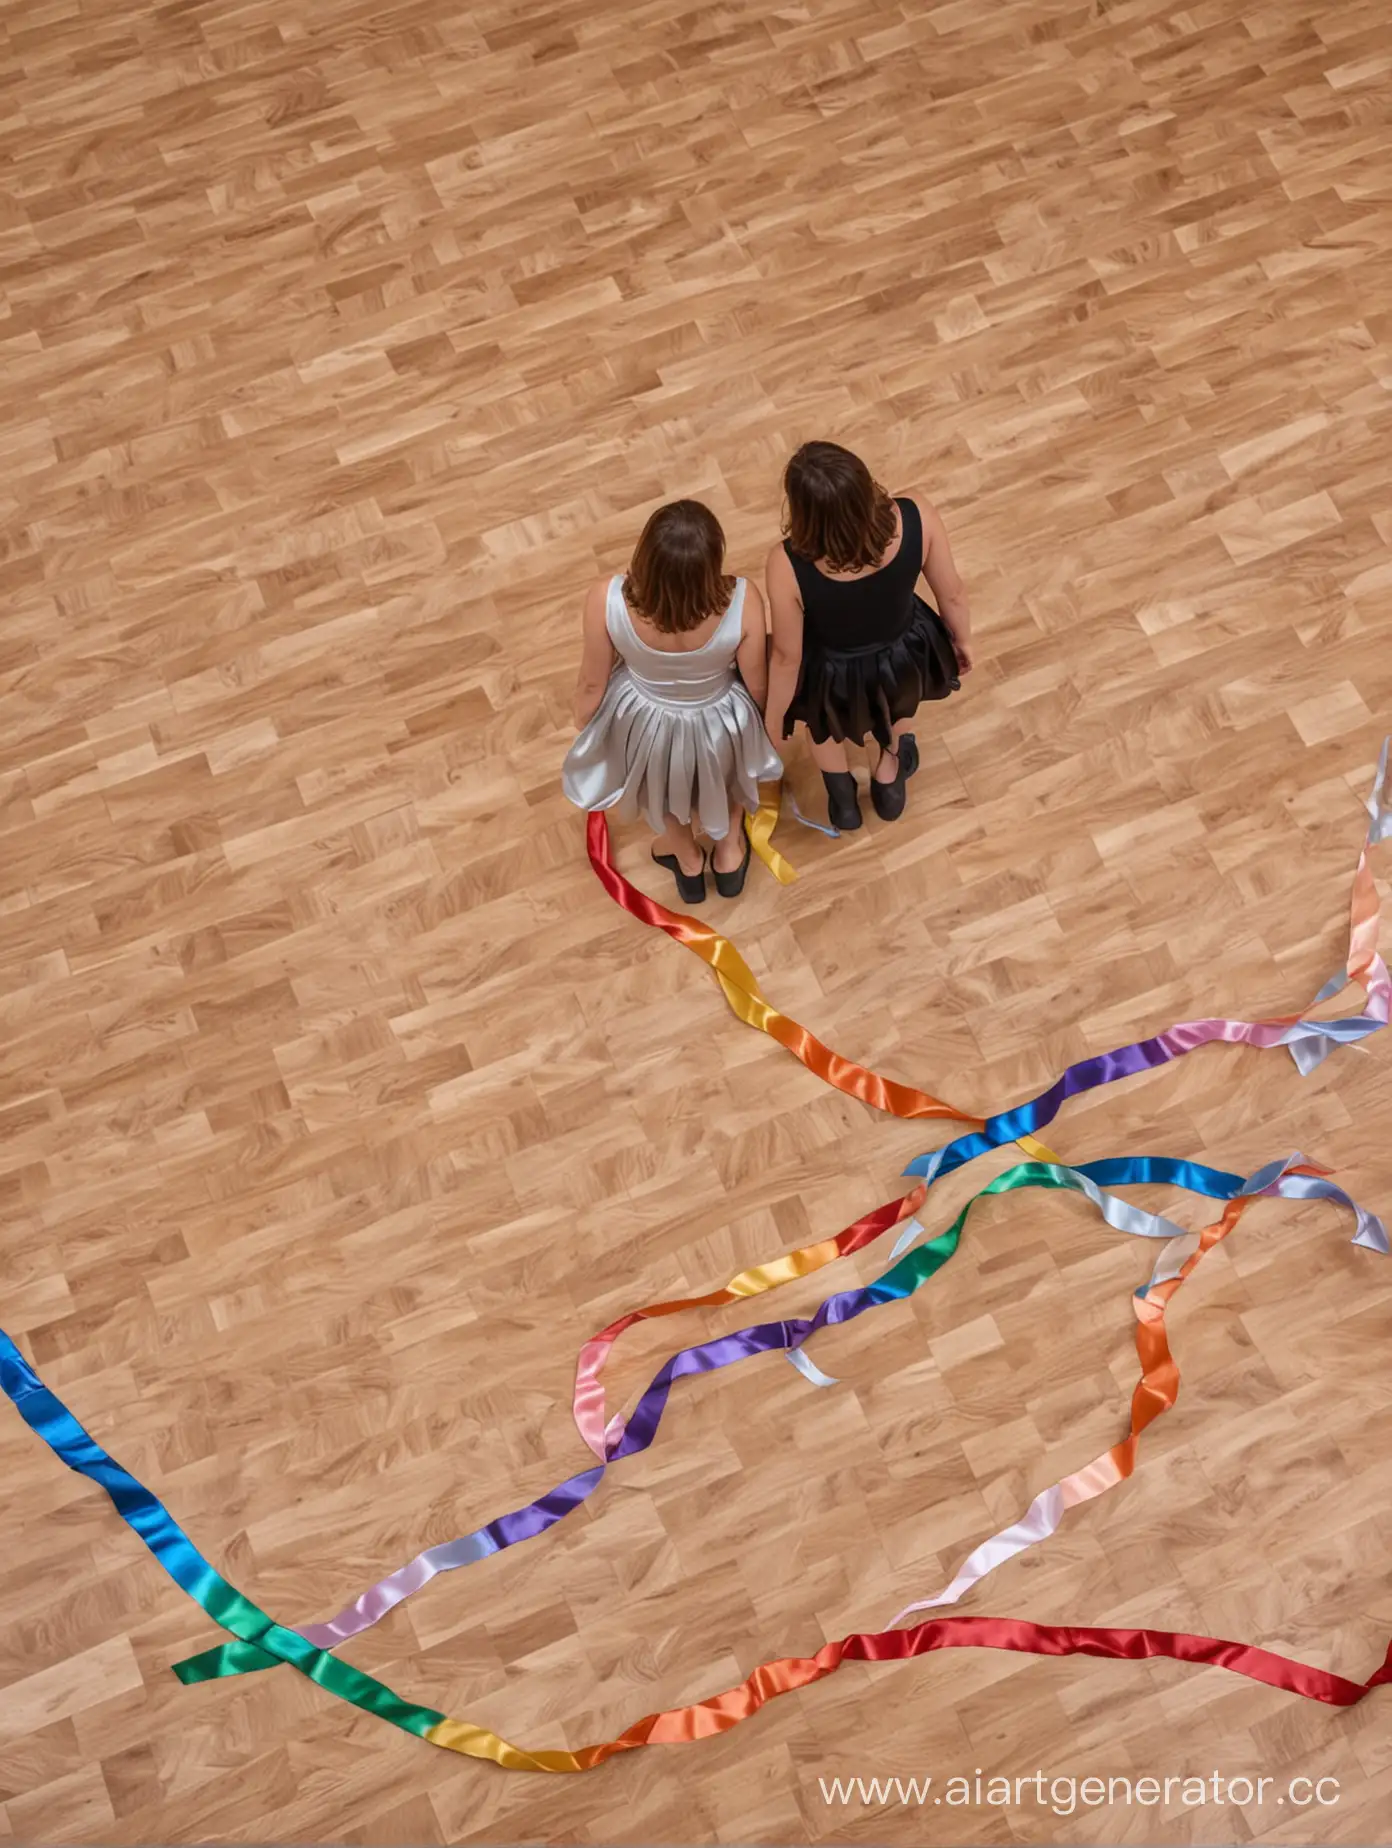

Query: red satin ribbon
[520,1615,1392,1766]
[586,812,979,1123]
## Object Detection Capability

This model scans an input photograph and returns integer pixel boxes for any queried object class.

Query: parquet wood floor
[2,0,1391,1841]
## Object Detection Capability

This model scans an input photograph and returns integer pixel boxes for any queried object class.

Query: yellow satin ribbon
[745,782,797,884]
[1017,1132,1064,1165]
[425,1719,588,1770]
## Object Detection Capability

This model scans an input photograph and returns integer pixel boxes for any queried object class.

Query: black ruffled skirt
[783,597,961,749]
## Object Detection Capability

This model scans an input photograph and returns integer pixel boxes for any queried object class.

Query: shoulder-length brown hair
[623,500,735,634]
[783,441,897,573]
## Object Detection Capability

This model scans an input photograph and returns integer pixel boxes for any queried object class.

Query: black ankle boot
[822,770,862,832]
[870,751,906,820]
[870,734,920,821]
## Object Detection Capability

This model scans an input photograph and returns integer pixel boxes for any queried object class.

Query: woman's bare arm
[736,580,769,709]
[762,544,804,748]
[572,577,618,726]
[912,493,974,673]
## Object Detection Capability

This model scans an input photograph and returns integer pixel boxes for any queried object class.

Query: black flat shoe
[652,848,707,905]
[821,770,862,832]
[712,831,752,898]
[898,732,920,780]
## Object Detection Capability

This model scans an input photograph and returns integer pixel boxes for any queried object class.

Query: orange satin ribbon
[888,1171,1336,1626]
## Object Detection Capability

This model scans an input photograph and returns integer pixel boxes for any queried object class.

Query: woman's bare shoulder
[581,575,616,630]
[906,488,952,524]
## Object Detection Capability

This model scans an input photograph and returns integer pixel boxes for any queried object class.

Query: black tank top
[784,498,924,652]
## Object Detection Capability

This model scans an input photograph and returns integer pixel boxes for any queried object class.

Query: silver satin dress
[563,577,782,841]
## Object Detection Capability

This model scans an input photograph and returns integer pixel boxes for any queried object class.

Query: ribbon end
[787,1350,840,1389]
[1353,1214,1390,1256]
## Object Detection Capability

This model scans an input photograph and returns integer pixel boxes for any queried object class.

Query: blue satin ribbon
[790,795,840,838]
[0,1333,322,1674]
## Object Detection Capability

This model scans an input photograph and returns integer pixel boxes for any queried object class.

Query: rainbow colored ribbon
[885,1155,1385,1625]
[173,1155,1384,1684]
[589,741,1392,1167]
[3,1159,1387,1774]
[587,807,980,1123]
[171,1155,1254,1681]
[1,745,1387,1769]
[7,1298,1392,1761]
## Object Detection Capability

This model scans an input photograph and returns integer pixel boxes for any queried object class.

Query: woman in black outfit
[764,442,973,828]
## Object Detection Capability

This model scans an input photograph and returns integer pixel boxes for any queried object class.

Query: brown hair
[623,500,735,635]
[783,441,897,573]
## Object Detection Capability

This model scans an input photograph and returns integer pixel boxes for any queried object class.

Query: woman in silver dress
[563,501,781,903]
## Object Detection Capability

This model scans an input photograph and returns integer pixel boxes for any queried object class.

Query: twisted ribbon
[899,747,1390,1186]
[587,808,980,1124]
[571,1183,929,1458]
[745,774,892,871]
[886,1155,1386,1626]
[103,1156,1389,1694]
[743,784,798,884]
[572,1135,1063,1454]
[2,748,1386,1769]
[172,1156,1222,1681]
[590,744,1392,1180]
[4,1288,1391,1779]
